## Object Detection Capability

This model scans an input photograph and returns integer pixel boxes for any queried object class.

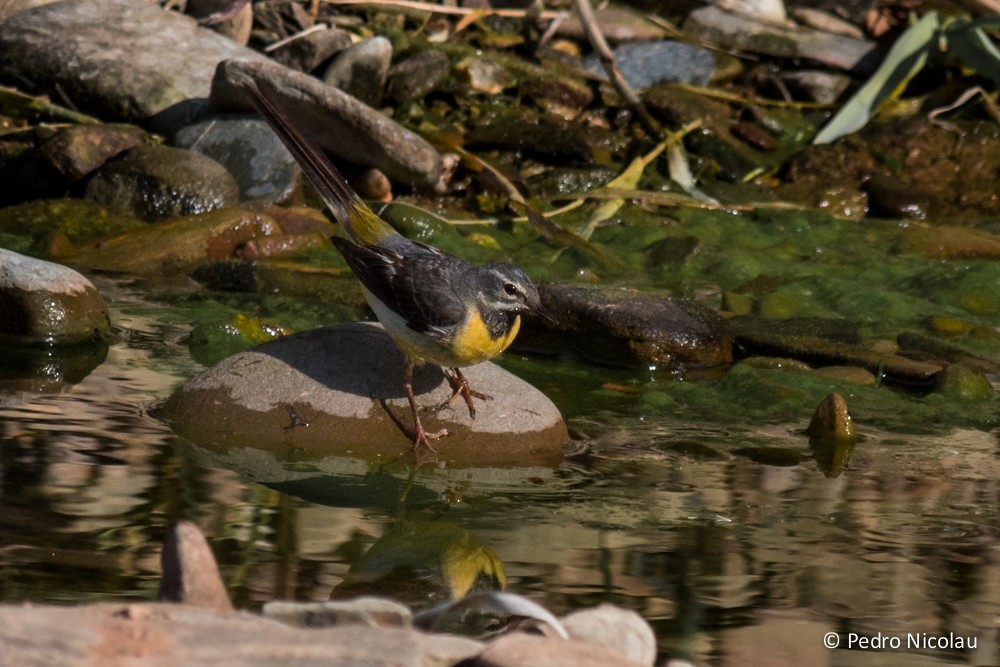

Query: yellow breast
[449,312,521,366]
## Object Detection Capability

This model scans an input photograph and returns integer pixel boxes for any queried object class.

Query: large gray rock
[0,248,110,345]
[212,59,443,189]
[0,0,268,121]
[159,322,567,467]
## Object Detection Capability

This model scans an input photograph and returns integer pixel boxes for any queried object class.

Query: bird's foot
[434,368,492,419]
[411,419,449,452]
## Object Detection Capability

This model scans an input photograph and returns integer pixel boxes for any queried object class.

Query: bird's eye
[503,282,518,296]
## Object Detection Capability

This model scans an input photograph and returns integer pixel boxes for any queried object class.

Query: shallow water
[2,276,999,666]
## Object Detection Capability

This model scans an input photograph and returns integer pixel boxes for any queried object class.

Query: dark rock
[0,248,110,345]
[212,59,443,189]
[474,633,648,667]
[173,115,300,203]
[158,322,567,467]
[269,26,352,73]
[562,604,657,666]
[322,36,393,107]
[386,50,451,106]
[84,145,240,222]
[159,521,234,612]
[0,0,269,121]
[526,283,733,370]
[583,40,716,89]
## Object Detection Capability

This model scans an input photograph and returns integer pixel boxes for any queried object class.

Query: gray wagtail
[244,82,556,451]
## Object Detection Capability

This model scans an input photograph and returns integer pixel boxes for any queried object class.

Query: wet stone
[0,248,110,345]
[525,283,733,370]
[84,145,240,222]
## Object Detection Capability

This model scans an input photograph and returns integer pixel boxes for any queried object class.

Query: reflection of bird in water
[332,521,505,608]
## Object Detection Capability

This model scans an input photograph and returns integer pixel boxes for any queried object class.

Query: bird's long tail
[242,79,397,246]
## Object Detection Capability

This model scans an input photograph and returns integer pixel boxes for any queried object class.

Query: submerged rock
[158,322,567,467]
[0,248,110,345]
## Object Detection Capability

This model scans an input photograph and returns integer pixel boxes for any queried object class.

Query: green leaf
[813,12,940,144]
[944,20,1000,88]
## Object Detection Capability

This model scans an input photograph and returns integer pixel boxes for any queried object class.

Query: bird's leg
[435,367,493,419]
[403,359,448,450]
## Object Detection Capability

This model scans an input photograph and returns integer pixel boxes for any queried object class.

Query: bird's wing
[332,237,468,337]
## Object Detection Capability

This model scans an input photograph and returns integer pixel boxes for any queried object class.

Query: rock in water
[0,248,110,345]
[158,322,566,467]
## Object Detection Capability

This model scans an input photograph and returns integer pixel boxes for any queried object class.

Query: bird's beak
[531,302,558,325]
